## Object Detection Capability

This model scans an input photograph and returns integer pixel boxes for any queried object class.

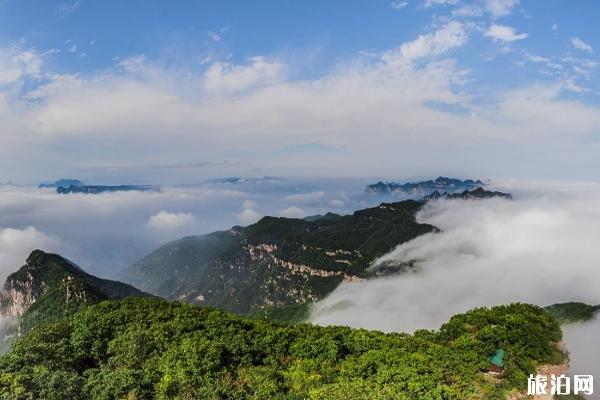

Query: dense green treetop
[0,297,564,400]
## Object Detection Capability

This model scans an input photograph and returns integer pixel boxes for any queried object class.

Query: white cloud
[207,31,222,42]
[284,191,325,203]
[279,206,305,218]
[23,73,81,100]
[560,79,586,94]
[390,1,409,10]
[521,51,549,64]
[55,1,81,18]
[520,51,563,73]
[423,0,458,7]
[383,21,468,65]
[484,24,528,42]
[310,184,600,332]
[310,183,600,379]
[146,210,197,230]
[571,37,593,54]
[561,56,598,70]
[1,25,600,182]
[453,0,518,18]
[116,54,146,71]
[0,47,43,86]
[0,226,61,282]
[484,0,519,18]
[0,185,256,277]
[203,57,284,95]
[236,200,262,225]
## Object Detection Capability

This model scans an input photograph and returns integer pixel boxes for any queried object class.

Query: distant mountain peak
[38,178,85,189]
[424,187,512,201]
[57,184,160,194]
[365,177,486,198]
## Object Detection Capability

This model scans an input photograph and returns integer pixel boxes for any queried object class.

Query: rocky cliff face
[123,200,435,314]
[0,278,42,318]
[0,251,54,318]
[0,250,148,332]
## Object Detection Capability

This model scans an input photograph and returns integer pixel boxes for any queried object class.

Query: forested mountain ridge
[0,250,149,333]
[0,297,566,400]
[544,302,600,325]
[121,200,436,314]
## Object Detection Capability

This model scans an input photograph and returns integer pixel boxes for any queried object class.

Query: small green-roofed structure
[489,349,505,368]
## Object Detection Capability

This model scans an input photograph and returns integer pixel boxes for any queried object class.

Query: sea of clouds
[310,181,600,390]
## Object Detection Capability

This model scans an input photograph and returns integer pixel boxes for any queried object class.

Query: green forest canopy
[0,297,565,400]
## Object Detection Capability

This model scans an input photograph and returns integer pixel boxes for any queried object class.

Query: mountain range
[120,199,435,314]
[366,176,485,198]
[120,187,511,315]
[423,187,513,201]
[56,184,160,194]
[39,178,160,194]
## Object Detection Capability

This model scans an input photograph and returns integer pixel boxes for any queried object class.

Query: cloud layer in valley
[312,183,600,331]
[310,183,600,379]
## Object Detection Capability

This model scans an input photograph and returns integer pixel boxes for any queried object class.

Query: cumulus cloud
[484,24,528,42]
[1,21,600,182]
[236,200,263,225]
[571,37,594,54]
[146,210,197,230]
[0,226,61,282]
[279,205,305,218]
[484,0,519,18]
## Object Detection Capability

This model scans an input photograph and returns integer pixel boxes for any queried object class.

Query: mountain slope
[122,200,435,314]
[544,302,600,325]
[0,297,566,400]
[0,250,148,332]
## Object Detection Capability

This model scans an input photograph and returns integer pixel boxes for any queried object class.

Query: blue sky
[1,0,600,183]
